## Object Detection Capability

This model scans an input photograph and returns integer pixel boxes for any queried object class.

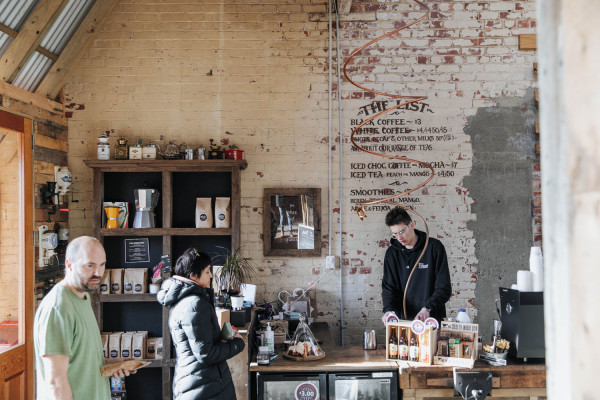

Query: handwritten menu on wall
[348,100,461,213]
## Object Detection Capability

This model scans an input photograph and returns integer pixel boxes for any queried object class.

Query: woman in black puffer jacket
[157,248,245,400]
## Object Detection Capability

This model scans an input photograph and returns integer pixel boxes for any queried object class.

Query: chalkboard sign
[297,224,315,250]
[125,238,150,263]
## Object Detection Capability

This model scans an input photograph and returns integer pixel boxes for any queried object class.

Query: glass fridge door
[329,372,398,400]
[257,372,327,400]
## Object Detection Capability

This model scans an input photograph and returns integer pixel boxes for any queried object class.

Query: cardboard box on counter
[386,321,437,366]
[433,321,479,368]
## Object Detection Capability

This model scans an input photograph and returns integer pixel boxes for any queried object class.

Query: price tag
[411,319,425,335]
[295,382,319,400]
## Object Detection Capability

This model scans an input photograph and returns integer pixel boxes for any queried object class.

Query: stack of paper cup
[529,246,544,292]
[517,270,532,292]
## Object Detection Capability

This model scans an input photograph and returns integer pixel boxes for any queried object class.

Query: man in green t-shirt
[34,236,134,400]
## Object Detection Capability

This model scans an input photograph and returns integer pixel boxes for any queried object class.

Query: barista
[381,207,452,324]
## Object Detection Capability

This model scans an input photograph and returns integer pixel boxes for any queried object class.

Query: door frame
[0,109,34,399]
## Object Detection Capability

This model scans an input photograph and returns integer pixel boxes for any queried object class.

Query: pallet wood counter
[399,362,547,400]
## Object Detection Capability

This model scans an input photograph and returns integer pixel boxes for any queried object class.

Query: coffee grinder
[38,225,58,268]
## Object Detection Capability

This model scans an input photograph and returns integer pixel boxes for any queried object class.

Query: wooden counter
[247,321,546,399]
[249,344,546,399]
[399,362,546,400]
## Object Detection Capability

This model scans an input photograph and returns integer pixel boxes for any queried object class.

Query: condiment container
[456,309,471,323]
[257,346,270,365]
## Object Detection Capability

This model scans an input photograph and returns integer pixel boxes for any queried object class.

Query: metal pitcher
[133,189,160,228]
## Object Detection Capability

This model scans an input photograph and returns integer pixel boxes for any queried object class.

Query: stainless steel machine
[133,188,160,228]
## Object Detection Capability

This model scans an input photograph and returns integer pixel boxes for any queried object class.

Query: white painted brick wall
[64,0,536,345]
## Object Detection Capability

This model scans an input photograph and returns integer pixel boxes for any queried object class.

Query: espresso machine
[499,287,545,360]
[133,189,160,228]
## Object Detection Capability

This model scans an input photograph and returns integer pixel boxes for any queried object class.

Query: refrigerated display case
[329,372,397,400]
[257,373,327,400]
[256,371,398,400]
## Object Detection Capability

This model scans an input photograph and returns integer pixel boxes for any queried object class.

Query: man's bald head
[65,236,103,268]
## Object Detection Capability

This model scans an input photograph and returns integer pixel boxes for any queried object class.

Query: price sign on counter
[295,382,319,400]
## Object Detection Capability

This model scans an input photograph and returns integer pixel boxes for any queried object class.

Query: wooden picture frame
[263,188,321,257]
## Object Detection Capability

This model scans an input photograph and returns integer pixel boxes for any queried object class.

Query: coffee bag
[108,333,121,359]
[195,198,213,228]
[120,332,133,358]
[146,337,163,360]
[100,270,110,293]
[124,268,148,294]
[101,334,109,358]
[214,197,231,228]
[111,268,124,294]
[132,332,147,359]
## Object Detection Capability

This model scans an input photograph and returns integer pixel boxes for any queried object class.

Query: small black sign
[124,238,150,263]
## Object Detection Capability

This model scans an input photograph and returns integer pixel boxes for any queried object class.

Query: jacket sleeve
[181,298,245,368]
[423,241,452,315]
[382,251,404,318]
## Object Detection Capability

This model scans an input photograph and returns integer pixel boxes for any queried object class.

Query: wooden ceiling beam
[338,0,353,14]
[0,0,68,83]
[36,0,120,100]
[0,80,64,115]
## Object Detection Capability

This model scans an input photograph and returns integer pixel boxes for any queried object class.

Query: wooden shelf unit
[84,159,247,400]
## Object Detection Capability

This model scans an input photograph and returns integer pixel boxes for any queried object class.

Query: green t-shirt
[34,284,110,400]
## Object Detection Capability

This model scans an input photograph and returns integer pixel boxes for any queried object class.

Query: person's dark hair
[174,248,211,279]
[385,206,412,227]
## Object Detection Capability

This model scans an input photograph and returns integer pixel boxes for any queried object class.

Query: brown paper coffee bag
[120,332,133,358]
[108,333,121,359]
[214,197,231,228]
[111,268,124,294]
[100,270,110,293]
[195,198,213,228]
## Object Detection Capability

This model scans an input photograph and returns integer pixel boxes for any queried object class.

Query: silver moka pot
[133,189,160,228]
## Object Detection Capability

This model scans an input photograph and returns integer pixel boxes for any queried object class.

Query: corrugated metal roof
[41,0,94,54]
[10,0,95,91]
[12,51,52,92]
[0,0,38,59]
[0,32,12,57]
[0,0,38,30]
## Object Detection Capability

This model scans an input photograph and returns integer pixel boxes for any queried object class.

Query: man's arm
[423,242,452,313]
[42,354,73,400]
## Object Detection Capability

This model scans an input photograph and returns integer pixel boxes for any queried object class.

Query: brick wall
[64,0,537,345]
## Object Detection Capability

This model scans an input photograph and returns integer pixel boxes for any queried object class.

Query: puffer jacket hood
[157,276,214,308]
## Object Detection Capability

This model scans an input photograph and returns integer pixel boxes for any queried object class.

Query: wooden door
[0,110,34,399]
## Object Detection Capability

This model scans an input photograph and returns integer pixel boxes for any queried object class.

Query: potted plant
[213,247,256,308]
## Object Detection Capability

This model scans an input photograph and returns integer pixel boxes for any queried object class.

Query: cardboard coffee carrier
[110,268,124,294]
[120,332,133,358]
[100,270,111,293]
[195,198,213,228]
[214,197,231,228]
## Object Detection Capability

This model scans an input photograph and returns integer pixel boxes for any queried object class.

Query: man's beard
[73,275,102,293]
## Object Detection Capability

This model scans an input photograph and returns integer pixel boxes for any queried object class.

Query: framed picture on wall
[263,188,321,257]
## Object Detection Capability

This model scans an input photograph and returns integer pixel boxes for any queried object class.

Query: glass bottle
[409,333,419,362]
[388,327,398,359]
[399,328,409,360]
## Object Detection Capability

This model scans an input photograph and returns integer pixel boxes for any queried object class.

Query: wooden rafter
[35,0,120,100]
[0,0,68,83]
[0,80,64,114]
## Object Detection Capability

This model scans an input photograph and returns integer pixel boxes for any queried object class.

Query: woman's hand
[233,332,243,340]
